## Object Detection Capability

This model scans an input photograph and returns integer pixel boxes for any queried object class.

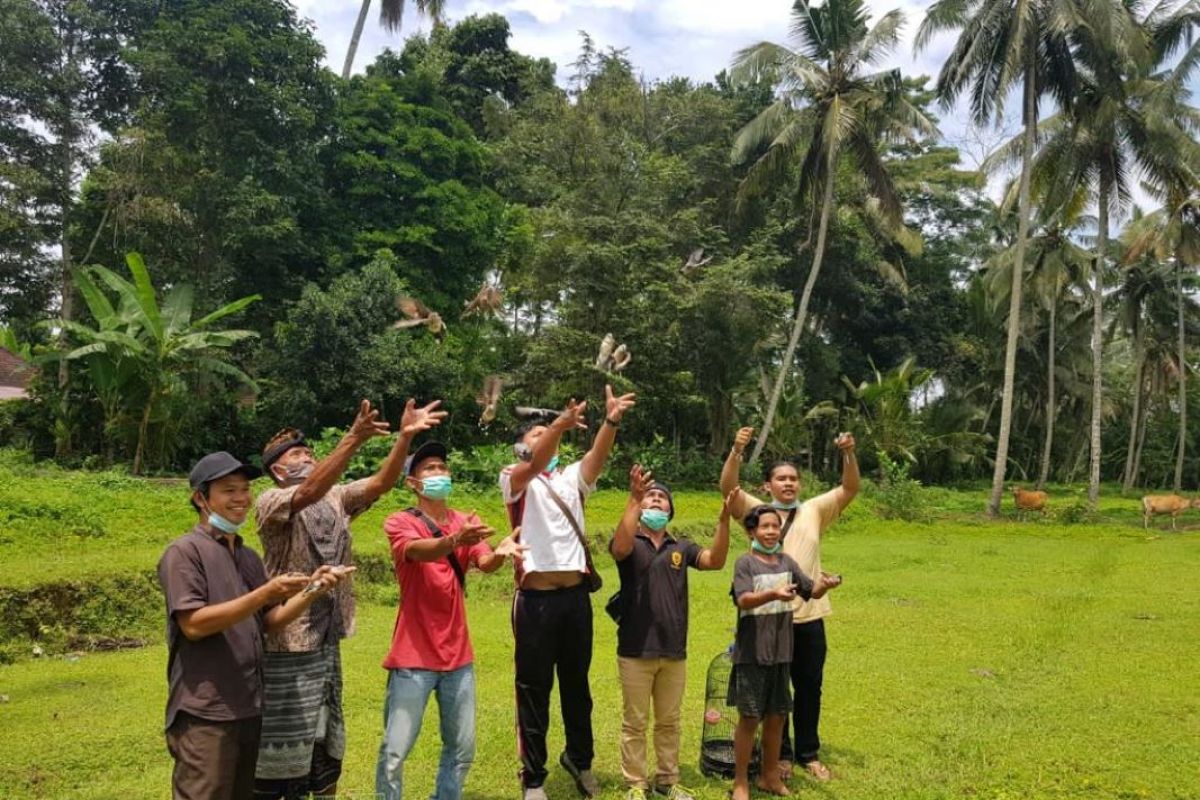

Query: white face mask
[275,462,313,486]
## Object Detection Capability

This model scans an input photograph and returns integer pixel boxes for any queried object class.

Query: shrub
[872,451,933,523]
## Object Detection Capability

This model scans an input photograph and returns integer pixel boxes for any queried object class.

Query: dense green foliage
[0,0,1198,496]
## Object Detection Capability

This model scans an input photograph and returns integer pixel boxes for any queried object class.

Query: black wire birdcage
[700,645,759,777]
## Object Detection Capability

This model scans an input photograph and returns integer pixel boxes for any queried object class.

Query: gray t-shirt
[158,526,273,730]
[730,552,813,665]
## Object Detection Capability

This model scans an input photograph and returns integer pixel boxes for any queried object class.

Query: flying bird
[477,375,504,427]
[595,333,615,371]
[513,406,560,423]
[393,296,445,340]
[462,283,504,319]
[610,343,631,373]
[681,247,713,275]
[595,334,631,373]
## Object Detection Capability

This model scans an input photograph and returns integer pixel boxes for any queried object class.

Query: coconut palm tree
[728,0,936,465]
[342,0,446,80]
[915,0,1079,517]
[1125,191,1200,490]
[1006,0,1200,505]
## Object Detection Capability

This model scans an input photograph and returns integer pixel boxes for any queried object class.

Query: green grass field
[1,452,1198,799]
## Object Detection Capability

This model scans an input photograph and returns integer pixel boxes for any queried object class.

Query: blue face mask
[640,509,670,531]
[420,475,453,500]
[772,499,799,510]
[545,455,560,473]
[209,512,244,535]
[751,539,782,555]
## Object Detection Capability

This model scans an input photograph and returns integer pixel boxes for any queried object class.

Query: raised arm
[697,487,738,570]
[361,399,448,505]
[612,464,653,562]
[720,427,753,497]
[292,399,390,513]
[828,432,860,513]
[507,400,588,496]
[580,385,636,487]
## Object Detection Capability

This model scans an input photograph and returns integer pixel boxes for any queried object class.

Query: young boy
[729,505,840,799]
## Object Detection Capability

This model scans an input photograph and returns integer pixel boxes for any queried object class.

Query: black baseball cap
[189,451,261,490]
[649,481,675,519]
[404,441,449,476]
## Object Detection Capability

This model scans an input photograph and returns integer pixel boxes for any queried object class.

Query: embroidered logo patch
[671,551,682,569]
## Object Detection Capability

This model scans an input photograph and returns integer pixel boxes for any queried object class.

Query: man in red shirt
[375,441,525,800]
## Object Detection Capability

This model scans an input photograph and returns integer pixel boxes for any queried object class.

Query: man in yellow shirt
[719,428,858,782]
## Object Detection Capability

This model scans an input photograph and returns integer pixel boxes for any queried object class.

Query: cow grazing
[1011,486,1048,518]
[1141,494,1200,530]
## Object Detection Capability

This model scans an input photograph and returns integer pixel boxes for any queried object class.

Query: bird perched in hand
[393,296,445,340]
[477,375,504,427]
[681,247,713,276]
[595,334,632,373]
[462,282,503,319]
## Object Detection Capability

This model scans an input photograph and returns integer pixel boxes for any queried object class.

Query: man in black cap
[253,398,446,800]
[158,452,352,800]
[375,441,526,800]
[609,466,733,800]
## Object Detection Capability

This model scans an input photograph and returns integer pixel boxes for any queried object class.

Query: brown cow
[1141,494,1200,530]
[1011,486,1048,518]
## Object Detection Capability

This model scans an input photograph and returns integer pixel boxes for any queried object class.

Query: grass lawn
[1,453,1199,799]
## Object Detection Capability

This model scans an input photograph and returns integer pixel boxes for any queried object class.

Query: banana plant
[56,253,259,473]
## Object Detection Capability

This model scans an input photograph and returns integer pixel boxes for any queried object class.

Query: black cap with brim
[405,440,449,476]
[189,451,262,491]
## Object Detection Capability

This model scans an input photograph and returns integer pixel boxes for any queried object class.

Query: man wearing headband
[500,384,636,800]
[253,399,446,800]
[375,441,527,800]
[609,466,734,800]
[719,429,858,783]
[158,452,351,800]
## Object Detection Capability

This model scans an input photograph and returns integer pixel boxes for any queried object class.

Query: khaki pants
[618,656,687,789]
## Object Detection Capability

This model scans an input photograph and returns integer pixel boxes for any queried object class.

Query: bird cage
[700,645,760,777]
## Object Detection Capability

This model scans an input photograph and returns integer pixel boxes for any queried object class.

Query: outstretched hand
[629,463,654,500]
[605,384,636,423]
[349,399,391,441]
[401,399,448,437]
[552,398,589,433]
[494,534,529,562]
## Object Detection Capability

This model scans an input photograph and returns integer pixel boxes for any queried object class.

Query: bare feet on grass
[755,777,791,796]
[731,781,752,800]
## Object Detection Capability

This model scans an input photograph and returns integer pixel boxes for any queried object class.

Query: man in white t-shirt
[500,385,636,800]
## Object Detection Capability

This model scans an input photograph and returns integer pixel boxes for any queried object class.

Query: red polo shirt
[382,509,492,671]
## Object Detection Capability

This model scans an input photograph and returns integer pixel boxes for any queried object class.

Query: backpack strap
[405,507,468,594]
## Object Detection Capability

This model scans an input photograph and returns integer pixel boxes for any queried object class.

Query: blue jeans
[375,665,476,800]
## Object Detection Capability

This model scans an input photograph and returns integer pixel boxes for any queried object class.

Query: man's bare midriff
[522,570,584,590]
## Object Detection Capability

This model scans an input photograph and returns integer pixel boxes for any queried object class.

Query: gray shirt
[158,525,272,730]
[730,552,813,665]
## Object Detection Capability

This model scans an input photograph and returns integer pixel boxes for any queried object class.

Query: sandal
[802,760,832,782]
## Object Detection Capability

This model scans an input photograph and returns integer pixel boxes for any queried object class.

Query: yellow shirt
[732,488,843,624]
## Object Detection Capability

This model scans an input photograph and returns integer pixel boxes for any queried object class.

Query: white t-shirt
[500,461,596,575]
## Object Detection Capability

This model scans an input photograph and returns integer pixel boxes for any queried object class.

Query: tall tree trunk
[749,167,836,465]
[54,101,76,459]
[1174,260,1187,492]
[987,68,1037,517]
[133,390,154,475]
[1132,386,1149,488]
[1088,189,1108,509]
[1037,297,1057,490]
[342,0,372,80]
[1122,321,1145,493]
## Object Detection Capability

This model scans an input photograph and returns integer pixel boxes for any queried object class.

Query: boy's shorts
[726,662,792,718]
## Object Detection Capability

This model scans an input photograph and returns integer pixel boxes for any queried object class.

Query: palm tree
[916,0,1078,517]
[342,0,446,79]
[1125,192,1200,491]
[60,253,259,473]
[729,0,936,465]
[1015,0,1200,505]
